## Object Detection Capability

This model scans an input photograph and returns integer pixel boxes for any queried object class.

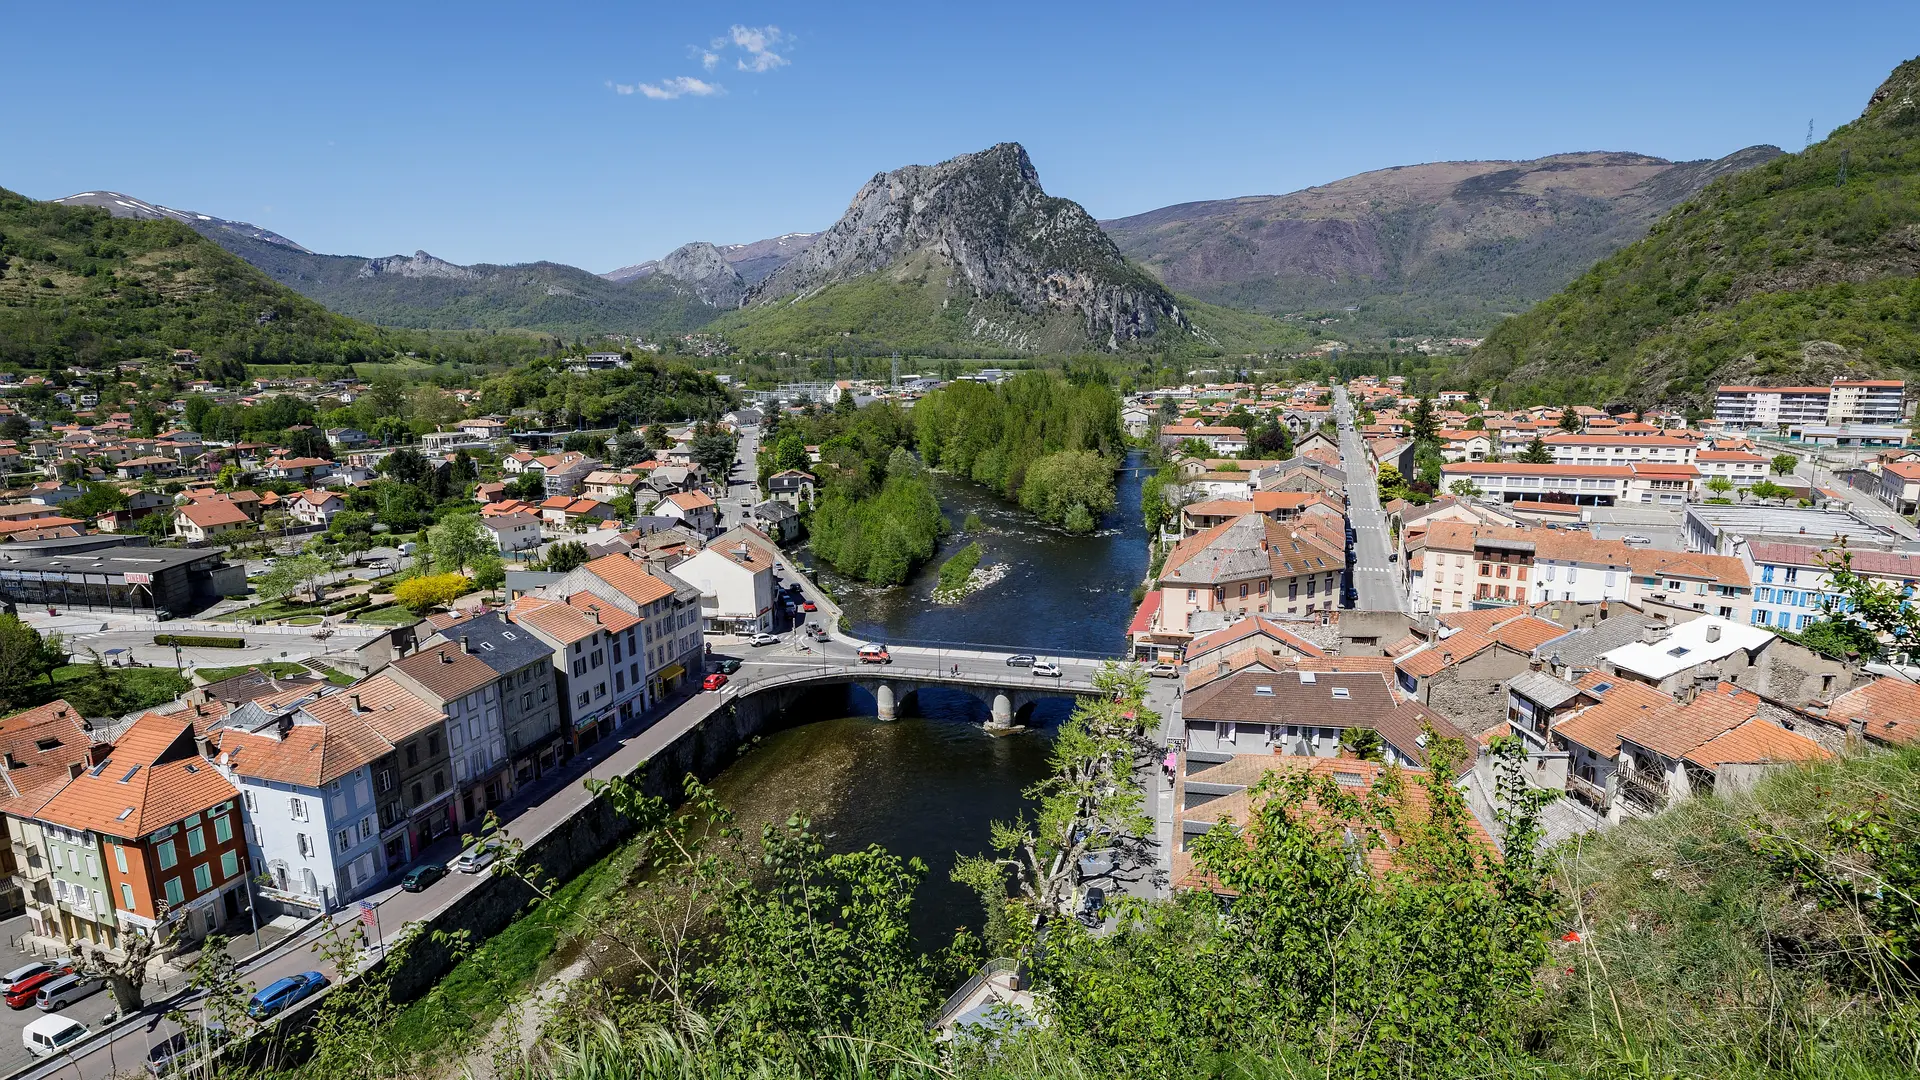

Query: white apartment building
[1715,379,1905,430]
[1544,434,1697,466]
[1696,451,1771,490]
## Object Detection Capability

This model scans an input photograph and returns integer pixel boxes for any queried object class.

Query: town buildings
[1715,379,1905,430]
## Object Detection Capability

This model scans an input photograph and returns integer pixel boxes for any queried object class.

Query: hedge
[155,634,247,649]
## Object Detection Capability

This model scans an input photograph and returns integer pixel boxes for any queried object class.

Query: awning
[659,663,685,682]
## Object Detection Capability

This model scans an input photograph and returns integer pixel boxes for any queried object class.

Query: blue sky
[4,1,1914,272]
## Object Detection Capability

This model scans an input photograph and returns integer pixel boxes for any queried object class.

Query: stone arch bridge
[716,645,1110,729]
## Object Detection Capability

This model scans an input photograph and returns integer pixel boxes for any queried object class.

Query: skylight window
[1667,646,1691,657]
[1331,687,1351,700]
[116,807,134,821]
[34,738,60,752]
[1253,685,1274,696]
[88,761,111,778]
[1591,682,1613,695]
[118,766,140,784]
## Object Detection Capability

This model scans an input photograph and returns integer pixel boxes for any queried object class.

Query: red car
[800,601,817,612]
[7,968,69,1010]
[702,672,729,692]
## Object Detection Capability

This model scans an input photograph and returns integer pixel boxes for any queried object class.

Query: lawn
[24,664,191,714]
[195,661,311,682]
[210,597,328,623]
[351,604,421,626]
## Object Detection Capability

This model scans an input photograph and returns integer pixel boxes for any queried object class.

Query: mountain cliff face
[604,232,817,287]
[1469,56,1920,405]
[745,143,1187,349]
[602,242,747,307]
[1101,147,1782,336]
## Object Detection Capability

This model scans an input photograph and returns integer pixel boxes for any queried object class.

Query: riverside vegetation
[189,658,1920,1080]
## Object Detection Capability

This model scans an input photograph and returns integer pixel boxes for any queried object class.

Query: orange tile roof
[564,591,641,632]
[1685,719,1829,768]
[391,641,498,702]
[583,553,677,605]
[1183,616,1327,662]
[306,673,443,745]
[38,713,236,837]
[0,701,96,818]
[213,707,391,788]
[178,500,251,528]
[1619,683,1760,759]
[1550,672,1677,757]
[1825,680,1920,746]
[508,596,602,645]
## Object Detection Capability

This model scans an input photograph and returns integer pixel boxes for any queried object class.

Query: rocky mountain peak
[748,142,1183,348]
[1861,55,1920,129]
[53,191,311,252]
[656,242,747,307]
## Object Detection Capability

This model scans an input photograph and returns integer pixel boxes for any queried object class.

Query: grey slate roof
[442,611,554,674]
[1535,611,1659,672]
[1507,669,1585,709]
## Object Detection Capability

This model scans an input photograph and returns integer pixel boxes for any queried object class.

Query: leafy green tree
[1705,475,1735,499]
[541,541,591,574]
[1520,436,1553,464]
[1019,450,1117,533]
[1750,478,1795,502]
[428,513,489,575]
[1408,396,1440,442]
[1558,407,1582,432]
[0,615,65,710]
[1448,479,1483,498]
[472,551,505,591]
[690,430,737,478]
[255,553,331,602]
[1810,540,1920,662]
[1771,453,1799,476]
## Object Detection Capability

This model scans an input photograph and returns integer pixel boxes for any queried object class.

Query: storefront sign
[124,572,153,584]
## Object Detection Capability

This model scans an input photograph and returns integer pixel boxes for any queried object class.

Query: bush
[393,573,472,613]
[154,634,246,648]
[935,542,983,593]
[322,595,372,616]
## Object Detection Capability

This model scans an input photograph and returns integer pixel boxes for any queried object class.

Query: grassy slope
[706,263,1309,357]
[0,187,404,369]
[1469,57,1920,405]
[1542,745,1920,1077]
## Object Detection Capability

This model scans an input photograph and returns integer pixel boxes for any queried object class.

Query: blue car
[246,971,329,1019]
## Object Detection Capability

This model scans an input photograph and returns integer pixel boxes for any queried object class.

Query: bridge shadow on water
[709,686,1077,949]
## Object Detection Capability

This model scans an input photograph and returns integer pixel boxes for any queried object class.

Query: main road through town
[1333,387,1406,613]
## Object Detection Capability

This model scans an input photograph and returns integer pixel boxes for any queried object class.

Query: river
[705,450,1152,945]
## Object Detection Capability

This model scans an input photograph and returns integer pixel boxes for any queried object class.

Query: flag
[358,901,378,928]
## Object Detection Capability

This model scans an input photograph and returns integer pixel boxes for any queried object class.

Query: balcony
[1619,769,1668,814]
[1566,773,1611,812]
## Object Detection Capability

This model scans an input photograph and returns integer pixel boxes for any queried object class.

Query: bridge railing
[858,636,1125,662]
[720,650,1122,700]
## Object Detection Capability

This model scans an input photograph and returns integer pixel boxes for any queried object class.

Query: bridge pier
[987,691,1013,730]
[875,683,896,722]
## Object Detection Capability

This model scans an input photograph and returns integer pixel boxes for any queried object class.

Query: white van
[36,973,104,1011]
[23,1014,88,1057]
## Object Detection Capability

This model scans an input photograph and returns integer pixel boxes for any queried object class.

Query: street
[1332,388,1406,613]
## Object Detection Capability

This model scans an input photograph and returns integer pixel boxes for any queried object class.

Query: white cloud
[701,51,720,71]
[726,24,788,73]
[635,76,721,100]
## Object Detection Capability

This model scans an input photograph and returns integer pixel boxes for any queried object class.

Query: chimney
[460,637,472,654]
[589,606,601,624]
[440,651,454,664]
[1705,625,1722,643]
[68,762,84,780]
[349,693,362,713]
[2,752,16,770]
[1441,651,1453,666]
[1641,623,1671,645]
[1529,656,1544,672]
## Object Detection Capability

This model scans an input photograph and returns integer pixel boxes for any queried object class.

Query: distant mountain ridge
[54,191,312,253]
[604,232,818,286]
[1468,55,1920,404]
[1101,146,1783,337]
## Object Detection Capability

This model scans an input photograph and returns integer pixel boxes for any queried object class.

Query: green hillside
[1469,56,1920,405]
[210,230,721,338]
[707,256,1308,357]
[0,186,407,369]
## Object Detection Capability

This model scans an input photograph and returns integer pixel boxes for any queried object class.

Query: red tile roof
[38,712,236,837]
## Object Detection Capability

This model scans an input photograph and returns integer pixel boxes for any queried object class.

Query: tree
[1448,479,1483,498]
[215,462,244,491]
[1705,475,1735,499]
[76,922,176,1012]
[691,431,737,478]
[1520,437,1553,464]
[0,615,64,710]
[1557,407,1582,432]
[1771,453,1798,477]
[542,541,591,574]
[1019,450,1117,533]
[393,573,471,613]
[1464,415,1486,430]
[255,554,331,602]
[1811,540,1920,662]
[1408,396,1439,443]
[472,551,505,591]
[1750,478,1794,503]
[428,513,490,575]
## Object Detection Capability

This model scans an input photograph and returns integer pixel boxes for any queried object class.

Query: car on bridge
[703,673,729,692]
[1031,660,1062,678]
[857,643,891,664]
[1005,654,1035,667]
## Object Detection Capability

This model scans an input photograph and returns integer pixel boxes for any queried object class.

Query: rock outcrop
[747,143,1186,348]
[653,242,747,307]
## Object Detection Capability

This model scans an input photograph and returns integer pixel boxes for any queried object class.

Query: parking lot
[0,916,116,1075]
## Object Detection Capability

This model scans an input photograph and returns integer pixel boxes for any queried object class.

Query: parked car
[1077,886,1107,927]
[1031,660,1062,678]
[145,1026,227,1077]
[712,657,742,674]
[246,971,329,1019]
[2,963,55,995]
[857,643,891,664]
[6,969,69,1010]
[450,838,504,874]
[800,600,817,612]
[1621,535,1653,547]
[36,973,104,1011]
[401,863,446,892]
[1005,654,1035,667]
[747,632,779,647]
[23,1015,87,1059]
[1147,663,1178,679]
[703,672,729,692]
